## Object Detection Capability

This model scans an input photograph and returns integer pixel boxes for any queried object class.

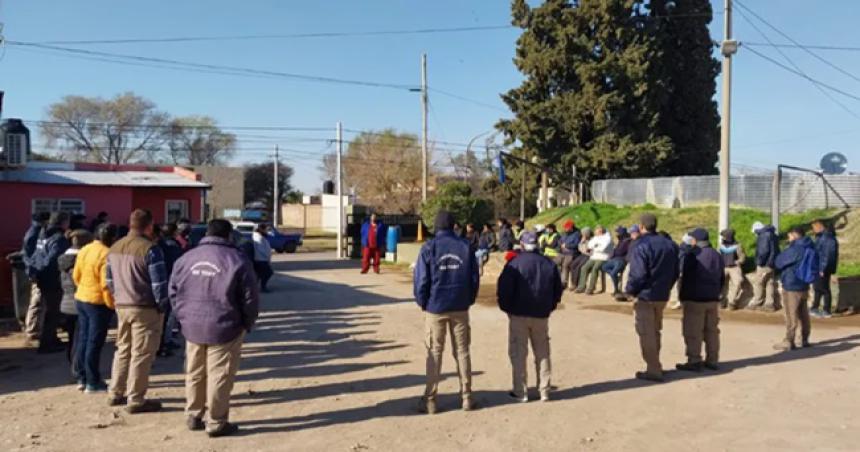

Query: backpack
[795,246,820,285]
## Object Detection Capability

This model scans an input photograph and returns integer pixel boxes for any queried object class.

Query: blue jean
[75,301,114,386]
[602,258,627,293]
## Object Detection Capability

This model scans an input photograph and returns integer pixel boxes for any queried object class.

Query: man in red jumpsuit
[360,214,386,274]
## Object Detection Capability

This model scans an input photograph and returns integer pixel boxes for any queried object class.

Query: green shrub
[421,182,494,233]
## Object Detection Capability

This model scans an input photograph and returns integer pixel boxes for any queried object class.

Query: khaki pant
[25,283,42,339]
[782,291,811,347]
[110,307,163,406]
[682,302,720,365]
[508,315,551,398]
[424,311,472,401]
[750,266,778,309]
[723,267,744,308]
[186,332,245,431]
[634,301,667,376]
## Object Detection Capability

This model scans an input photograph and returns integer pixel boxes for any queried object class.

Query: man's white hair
[523,243,538,252]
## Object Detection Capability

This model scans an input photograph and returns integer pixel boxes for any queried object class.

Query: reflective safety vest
[539,232,561,257]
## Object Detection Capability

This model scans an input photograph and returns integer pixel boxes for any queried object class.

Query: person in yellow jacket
[72,223,118,393]
[539,224,562,262]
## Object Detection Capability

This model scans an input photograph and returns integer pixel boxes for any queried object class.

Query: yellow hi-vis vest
[540,232,560,257]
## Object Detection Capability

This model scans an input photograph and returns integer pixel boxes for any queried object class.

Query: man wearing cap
[498,231,562,402]
[719,229,746,310]
[773,226,814,351]
[676,229,724,372]
[558,220,581,290]
[625,213,679,382]
[748,222,780,311]
[602,226,632,300]
[414,210,480,414]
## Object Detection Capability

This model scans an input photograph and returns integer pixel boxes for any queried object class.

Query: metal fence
[591,173,860,212]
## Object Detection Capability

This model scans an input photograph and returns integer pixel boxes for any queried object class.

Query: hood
[758,225,776,235]
[199,236,236,248]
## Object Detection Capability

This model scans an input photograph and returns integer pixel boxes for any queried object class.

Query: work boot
[772,342,795,352]
[675,362,704,373]
[207,423,239,438]
[508,392,528,403]
[462,396,477,411]
[107,395,127,407]
[635,372,664,383]
[126,399,162,414]
[186,416,205,431]
[417,397,437,415]
[703,362,720,371]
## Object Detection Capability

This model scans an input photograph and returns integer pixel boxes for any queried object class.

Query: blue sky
[1,0,858,193]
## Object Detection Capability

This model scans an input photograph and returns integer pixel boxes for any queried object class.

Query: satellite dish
[820,152,848,175]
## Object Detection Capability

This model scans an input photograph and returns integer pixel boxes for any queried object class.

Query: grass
[529,203,859,277]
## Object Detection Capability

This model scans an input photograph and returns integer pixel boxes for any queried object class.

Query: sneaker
[76,381,86,391]
[417,397,437,415]
[107,395,127,407]
[508,392,528,403]
[703,362,720,371]
[809,308,822,318]
[772,342,795,352]
[540,392,551,402]
[85,382,109,393]
[207,423,239,438]
[634,372,664,383]
[820,311,832,319]
[675,362,704,373]
[186,416,205,431]
[462,397,477,411]
[126,399,162,414]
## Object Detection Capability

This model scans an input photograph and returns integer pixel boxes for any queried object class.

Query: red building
[0,162,210,308]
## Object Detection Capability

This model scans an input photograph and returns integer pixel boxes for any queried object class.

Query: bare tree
[41,92,169,164]
[166,116,236,166]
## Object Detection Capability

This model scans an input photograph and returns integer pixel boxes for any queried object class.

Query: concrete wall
[282,204,323,230]
[192,166,244,220]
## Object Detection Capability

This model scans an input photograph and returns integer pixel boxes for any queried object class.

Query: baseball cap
[520,231,538,246]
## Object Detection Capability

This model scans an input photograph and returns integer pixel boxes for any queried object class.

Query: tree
[244,162,294,210]
[497,0,719,184]
[321,129,430,214]
[166,116,236,166]
[420,182,494,233]
[41,92,169,164]
[450,149,492,196]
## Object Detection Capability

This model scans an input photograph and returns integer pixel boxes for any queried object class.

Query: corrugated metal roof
[0,167,210,188]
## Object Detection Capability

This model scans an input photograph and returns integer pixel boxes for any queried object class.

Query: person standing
[22,212,50,345]
[106,209,169,413]
[558,220,581,291]
[748,222,780,312]
[89,212,108,233]
[810,219,839,318]
[30,212,71,354]
[73,223,118,393]
[719,229,746,310]
[414,210,480,415]
[575,226,613,294]
[625,214,679,382]
[773,227,815,351]
[676,229,724,372]
[170,220,260,437]
[252,223,274,291]
[360,214,386,274]
[497,218,515,252]
[59,229,93,384]
[156,224,184,356]
[498,231,562,402]
[602,226,632,299]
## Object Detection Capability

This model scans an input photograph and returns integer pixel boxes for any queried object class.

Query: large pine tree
[498,0,719,183]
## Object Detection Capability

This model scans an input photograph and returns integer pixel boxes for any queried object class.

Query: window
[166,200,189,224]
[31,198,85,215]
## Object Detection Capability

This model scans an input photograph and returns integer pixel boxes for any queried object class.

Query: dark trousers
[75,301,113,386]
[568,255,590,288]
[254,261,274,290]
[37,286,63,349]
[63,314,78,377]
[812,272,833,313]
[602,258,627,293]
[558,255,575,289]
[362,247,381,273]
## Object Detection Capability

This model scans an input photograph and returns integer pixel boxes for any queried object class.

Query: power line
[27,119,333,132]
[429,87,508,113]
[742,42,860,52]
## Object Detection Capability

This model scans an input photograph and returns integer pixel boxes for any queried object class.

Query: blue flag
[496,153,506,183]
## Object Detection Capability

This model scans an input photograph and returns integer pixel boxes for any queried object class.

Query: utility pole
[421,53,428,203]
[336,122,344,259]
[540,171,549,212]
[273,144,280,227]
[571,164,577,205]
[520,163,526,221]
[718,0,738,232]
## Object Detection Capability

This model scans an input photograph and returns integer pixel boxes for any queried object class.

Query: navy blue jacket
[414,230,480,314]
[30,227,71,290]
[497,251,562,318]
[560,230,581,256]
[814,231,839,274]
[775,236,815,292]
[21,221,43,272]
[755,226,780,268]
[678,244,725,302]
[498,225,515,252]
[360,220,387,249]
[625,233,679,302]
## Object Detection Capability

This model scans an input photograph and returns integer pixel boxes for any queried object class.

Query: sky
[1,0,859,193]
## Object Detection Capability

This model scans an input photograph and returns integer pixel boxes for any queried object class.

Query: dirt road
[1,252,858,451]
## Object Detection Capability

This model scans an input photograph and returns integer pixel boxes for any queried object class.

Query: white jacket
[588,233,614,261]
[252,232,272,262]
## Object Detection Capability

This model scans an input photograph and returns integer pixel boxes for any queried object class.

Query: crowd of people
[413,211,841,412]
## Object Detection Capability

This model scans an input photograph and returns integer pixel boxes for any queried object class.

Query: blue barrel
[386,225,400,253]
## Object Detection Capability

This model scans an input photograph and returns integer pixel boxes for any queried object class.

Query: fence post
[771,168,781,231]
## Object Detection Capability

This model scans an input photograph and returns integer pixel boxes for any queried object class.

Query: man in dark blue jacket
[748,222,780,312]
[774,227,814,351]
[676,229,725,373]
[498,231,562,402]
[810,219,839,318]
[30,212,71,353]
[624,214,679,382]
[558,220,580,290]
[22,212,50,343]
[414,210,479,414]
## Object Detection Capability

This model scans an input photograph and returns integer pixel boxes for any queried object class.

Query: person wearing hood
[676,229,724,372]
[413,210,480,415]
[810,219,839,318]
[30,212,71,354]
[602,226,632,300]
[22,212,50,344]
[748,222,780,312]
[497,231,563,402]
[558,220,581,290]
[773,226,814,351]
[59,229,93,381]
[719,229,746,310]
[497,218,515,252]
